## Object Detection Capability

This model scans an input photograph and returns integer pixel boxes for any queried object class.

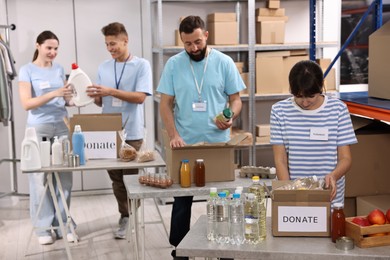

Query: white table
[22,152,166,260]
[124,173,272,260]
[176,215,390,259]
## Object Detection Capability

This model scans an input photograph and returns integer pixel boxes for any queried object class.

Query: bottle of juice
[194,159,205,187]
[180,159,191,188]
[331,203,346,243]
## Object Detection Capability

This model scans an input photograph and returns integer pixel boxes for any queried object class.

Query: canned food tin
[68,154,80,167]
[335,236,354,251]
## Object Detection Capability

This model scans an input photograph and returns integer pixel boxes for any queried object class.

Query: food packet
[137,129,155,163]
[118,129,137,162]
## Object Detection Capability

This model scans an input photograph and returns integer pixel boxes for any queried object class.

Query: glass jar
[194,159,205,187]
[331,203,346,243]
[180,159,191,188]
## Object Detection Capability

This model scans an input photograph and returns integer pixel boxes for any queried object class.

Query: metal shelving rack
[150,0,338,166]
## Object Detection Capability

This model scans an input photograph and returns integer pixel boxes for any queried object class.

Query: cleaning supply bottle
[72,125,86,165]
[20,127,41,171]
[40,136,51,168]
[68,63,94,107]
[51,136,63,165]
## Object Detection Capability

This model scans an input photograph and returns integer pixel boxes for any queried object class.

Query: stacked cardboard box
[207,13,238,45]
[368,20,390,100]
[316,58,336,91]
[174,16,186,46]
[256,1,287,44]
[344,115,390,217]
[256,50,308,94]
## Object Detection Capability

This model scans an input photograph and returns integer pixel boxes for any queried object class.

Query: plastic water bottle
[215,191,229,244]
[72,125,85,165]
[51,136,63,165]
[244,193,260,244]
[229,193,245,245]
[249,176,267,240]
[206,187,217,241]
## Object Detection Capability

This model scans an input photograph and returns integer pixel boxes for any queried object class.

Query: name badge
[192,101,207,112]
[310,128,328,141]
[112,97,122,107]
[39,81,51,89]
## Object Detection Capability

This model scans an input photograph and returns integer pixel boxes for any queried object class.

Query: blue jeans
[27,121,75,237]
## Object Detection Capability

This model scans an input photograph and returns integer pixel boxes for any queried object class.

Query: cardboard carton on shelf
[240,72,249,94]
[256,7,285,17]
[255,51,286,94]
[207,12,238,45]
[174,29,183,46]
[368,20,390,100]
[69,113,122,159]
[256,20,285,44]
[282,52,309,93]
[345,115,390,198]
[162,129,247,184]
[271,180,331,237]
[268,0,281,9]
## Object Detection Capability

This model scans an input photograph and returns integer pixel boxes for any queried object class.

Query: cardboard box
[345,116,390,197]
[162,130,246,184]
[207,21,238,45]
[324,68,336,90]
[69,113,122,159]
[240,72,249,94]
[256,124,270,137]
[368,20,390,100]
[207,13,236,22]
[256,8,285,17]
[256,16,288,22]
[268,0,281,9]
[235,62,245,74]
[271,180,331,237]
[356,195,390,216]
[282,54,309,93]
[256,55,284,94]
[256,21,285,44]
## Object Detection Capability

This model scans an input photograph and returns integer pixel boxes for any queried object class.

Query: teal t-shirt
[157,49,246,144]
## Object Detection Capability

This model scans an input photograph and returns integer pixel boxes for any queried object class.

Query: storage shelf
[152,42,338,54]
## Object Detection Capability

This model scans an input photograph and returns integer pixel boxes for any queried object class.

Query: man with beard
[157,16,246,260]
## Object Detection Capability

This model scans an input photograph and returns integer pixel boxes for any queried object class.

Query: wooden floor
[0,192,207,260]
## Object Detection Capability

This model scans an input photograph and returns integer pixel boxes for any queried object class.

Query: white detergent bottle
[68,63,94,107]
[20,127,41,171]
[52,136,63,165]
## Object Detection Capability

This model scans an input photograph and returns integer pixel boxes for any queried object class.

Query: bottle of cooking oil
[249,176,266,240]
[244,193,259,244]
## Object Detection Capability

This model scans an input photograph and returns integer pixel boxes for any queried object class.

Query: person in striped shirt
[270,60,357,206]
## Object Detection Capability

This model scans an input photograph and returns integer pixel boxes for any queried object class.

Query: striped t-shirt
[270,95,357,205]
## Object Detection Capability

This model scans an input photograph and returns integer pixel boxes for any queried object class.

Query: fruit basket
[345,216,390,248]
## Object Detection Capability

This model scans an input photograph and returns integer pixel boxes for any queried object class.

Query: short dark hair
[289,60,324,97]
[101,22,128,37]
[33,31,59,62]
[179,16,206,34]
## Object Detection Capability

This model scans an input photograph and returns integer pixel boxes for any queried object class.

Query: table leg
[141,198,145,260]
[47,173,73,260]
[54,172,78,245]
[132,198,140,260]
[24,181,49,257]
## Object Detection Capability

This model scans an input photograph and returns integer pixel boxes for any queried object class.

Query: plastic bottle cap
[333,202,344,208]
[233,193,240,199]
[236,186,243,191]
[72,63,79,70]
[247,193,255,199]
[218,191,226,197]
[74,125,81,132]
[210,187,217,193]
[182,159,189,163]
[196,159,204,162]
[252,176,260,181]
[222,108,233,119]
